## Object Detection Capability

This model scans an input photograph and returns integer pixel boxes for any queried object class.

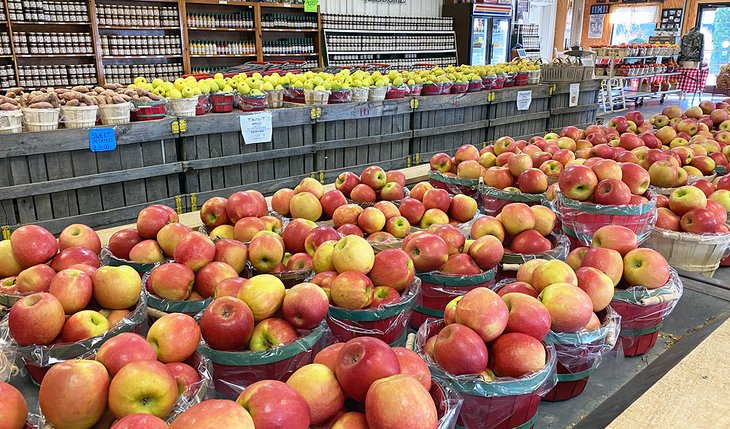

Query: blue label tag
[89,128,117,152]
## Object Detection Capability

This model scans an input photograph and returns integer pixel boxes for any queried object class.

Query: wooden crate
[314,100,412,183]
[486,85,551,142]
[180,106,315,204]
[411,91,489,161]
[0,119,183,234]
[548,80,601,131]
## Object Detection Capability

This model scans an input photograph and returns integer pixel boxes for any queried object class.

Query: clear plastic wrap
[421,82,444,96]
[13,291,147,383]
[477,184,547,216]
[542,306,622,402]
[412,267,497,330]
[100,246,163,275]
[326,278,420,346]
[652,174,718,196]
[131,99,168,122]
[284,86,306,103]
[415,319,557,429]
[142,270,212,317]
[26,353,213,428]
[499,233,570,278]
[553,188,658,246]
[644,226,730,277]
[238,94,267,112]
[351,87,370,103]
[0,320,16,382]
[611,267,684,357]
[329,89,353,104]
[432,378,465,429]
[428,170,480,196]
[196,320,332,399]
[385,85,408,99]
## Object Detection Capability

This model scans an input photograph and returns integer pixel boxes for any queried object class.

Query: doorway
[698,3,730,86]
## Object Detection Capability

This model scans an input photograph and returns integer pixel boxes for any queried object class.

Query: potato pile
[1,84,165,111]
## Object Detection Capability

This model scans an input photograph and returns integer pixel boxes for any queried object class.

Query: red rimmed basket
[209,93,235,113]
[131,100,167,122]
[416,319,557,429]
[410,268,496,331]
[468,80,484,92]
[422,83,443,96]
[386,85,408,99]
[451,82,469,94]
[611,268,683,357]
[553,189,657,248]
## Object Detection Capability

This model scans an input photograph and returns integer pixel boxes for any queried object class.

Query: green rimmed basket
[416,319,557,429]
[478,184,548,216]
[411,268,497,331]
[611,268,683,357]
[197,320,329,399]
[429,170,480,196]
[326,279,420,346]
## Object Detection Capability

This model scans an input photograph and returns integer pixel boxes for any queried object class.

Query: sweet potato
[28,102,54,109]
[0,103,18,110]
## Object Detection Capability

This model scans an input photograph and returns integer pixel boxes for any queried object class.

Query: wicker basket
[0,110,23,134]
[644,227,730,277]
[351,87,369,102]
[99,102,131,125]
[304,89,330,106]
[22,108,60,131]
[61,105,98,128]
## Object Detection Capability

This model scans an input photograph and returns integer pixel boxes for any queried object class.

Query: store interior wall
[581,0,685,46]
[319,0,441,17]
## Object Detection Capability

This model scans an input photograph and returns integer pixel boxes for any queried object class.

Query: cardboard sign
[240,112,273,145]
[89,128,116,152]
[516,91,532,111]
[569,83,580,107]
[304,0,319,13]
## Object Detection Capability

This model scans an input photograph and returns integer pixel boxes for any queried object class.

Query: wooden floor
[608,315,730,428]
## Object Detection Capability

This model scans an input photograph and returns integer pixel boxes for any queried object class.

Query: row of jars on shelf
[18,64,96,88]
[190,41,256,56]
[97,5,179,28]
[262,39,315,54]
[101,36,182,57]
[261,13,318,29]
[6,0,88,23]
[595,62,680,77]
[327,35,455,52]
[187,13,254,29]
[105,64,184,85]
[13,32,94,55]
[322,14,453,32]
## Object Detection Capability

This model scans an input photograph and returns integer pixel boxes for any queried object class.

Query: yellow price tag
[1,226,10,240]
[319,171,325,184]
[415,153,421,164]
[175,195,183,214]
[190,193,197,212]
[407,155,412,168]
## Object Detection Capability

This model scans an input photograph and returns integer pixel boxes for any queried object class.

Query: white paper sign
[516,91,532,111]
[569,83,580,107]
[240,111,272,145]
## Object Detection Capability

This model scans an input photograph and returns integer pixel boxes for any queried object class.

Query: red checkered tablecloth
[678,66,709,92]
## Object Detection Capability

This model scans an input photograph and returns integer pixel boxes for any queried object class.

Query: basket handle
[640,293,680,306]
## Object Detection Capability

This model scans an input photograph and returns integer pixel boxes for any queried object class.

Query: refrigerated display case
[444,3,512,66]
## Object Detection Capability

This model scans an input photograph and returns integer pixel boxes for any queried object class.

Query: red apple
[237,380,310,429]
[491,333,546,378]
[559,165,598,201]
[9,292,65,345]
[96,332,158,377]
[404,233,449,272]
[16,263,56,293]
[538,283,593,332]
[623,248,671,289]
[365,374,438,429]
[40,360,110,428]
[320,189,348,219]
[369,248,415,292]
[681,208,719,233]
[282,282,329,329]
[10,225,58,268]
[433,323,488,375]
[58,223,101,254]
[108,228,143,260]
[360,166,387,190]
[227,191,267,223]
[454,287,509,342]
[335,172,361,197]
[169,400,253,429]
[334,337,401,402]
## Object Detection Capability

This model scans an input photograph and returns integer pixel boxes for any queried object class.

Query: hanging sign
[304,0,319,12]
[516,91,532,111]
[569,83,580,107]
[240,112,273,145]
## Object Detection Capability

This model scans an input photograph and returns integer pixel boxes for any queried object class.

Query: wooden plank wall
[179,107,316,203]
[0,120,182,234]
[486,84,551,142]
[314,100,413,183]
[411,91,490,161]
[548,80,601,131]
[0,84,605,232]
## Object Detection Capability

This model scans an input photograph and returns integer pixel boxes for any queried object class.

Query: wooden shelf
[260,3,305,8]
[188,27,255,31]
[0,55,13,58]
[261,28,318,32]
[329,49,457,55]
[103,55,183,59]
[16,54,95,58]
[325,29,454,35]
[11,21,90,26]
[190,54,256,58]
[98,26,181,30]
[263,53,318,57]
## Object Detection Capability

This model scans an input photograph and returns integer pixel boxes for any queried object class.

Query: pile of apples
[655,184,730,234]
[0,223,102,295]
[163,336,440,429]
[330,184,478,238]
[308,233,415,311]
[199,274,329,353]
[558,161,652,205]
[400,224,503,276]
[12,312,205,428]
[471,202,559,255]
[0,223,146,349]
[271,167,407,223]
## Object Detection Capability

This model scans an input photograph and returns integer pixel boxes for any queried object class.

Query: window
[610,5,660,45]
